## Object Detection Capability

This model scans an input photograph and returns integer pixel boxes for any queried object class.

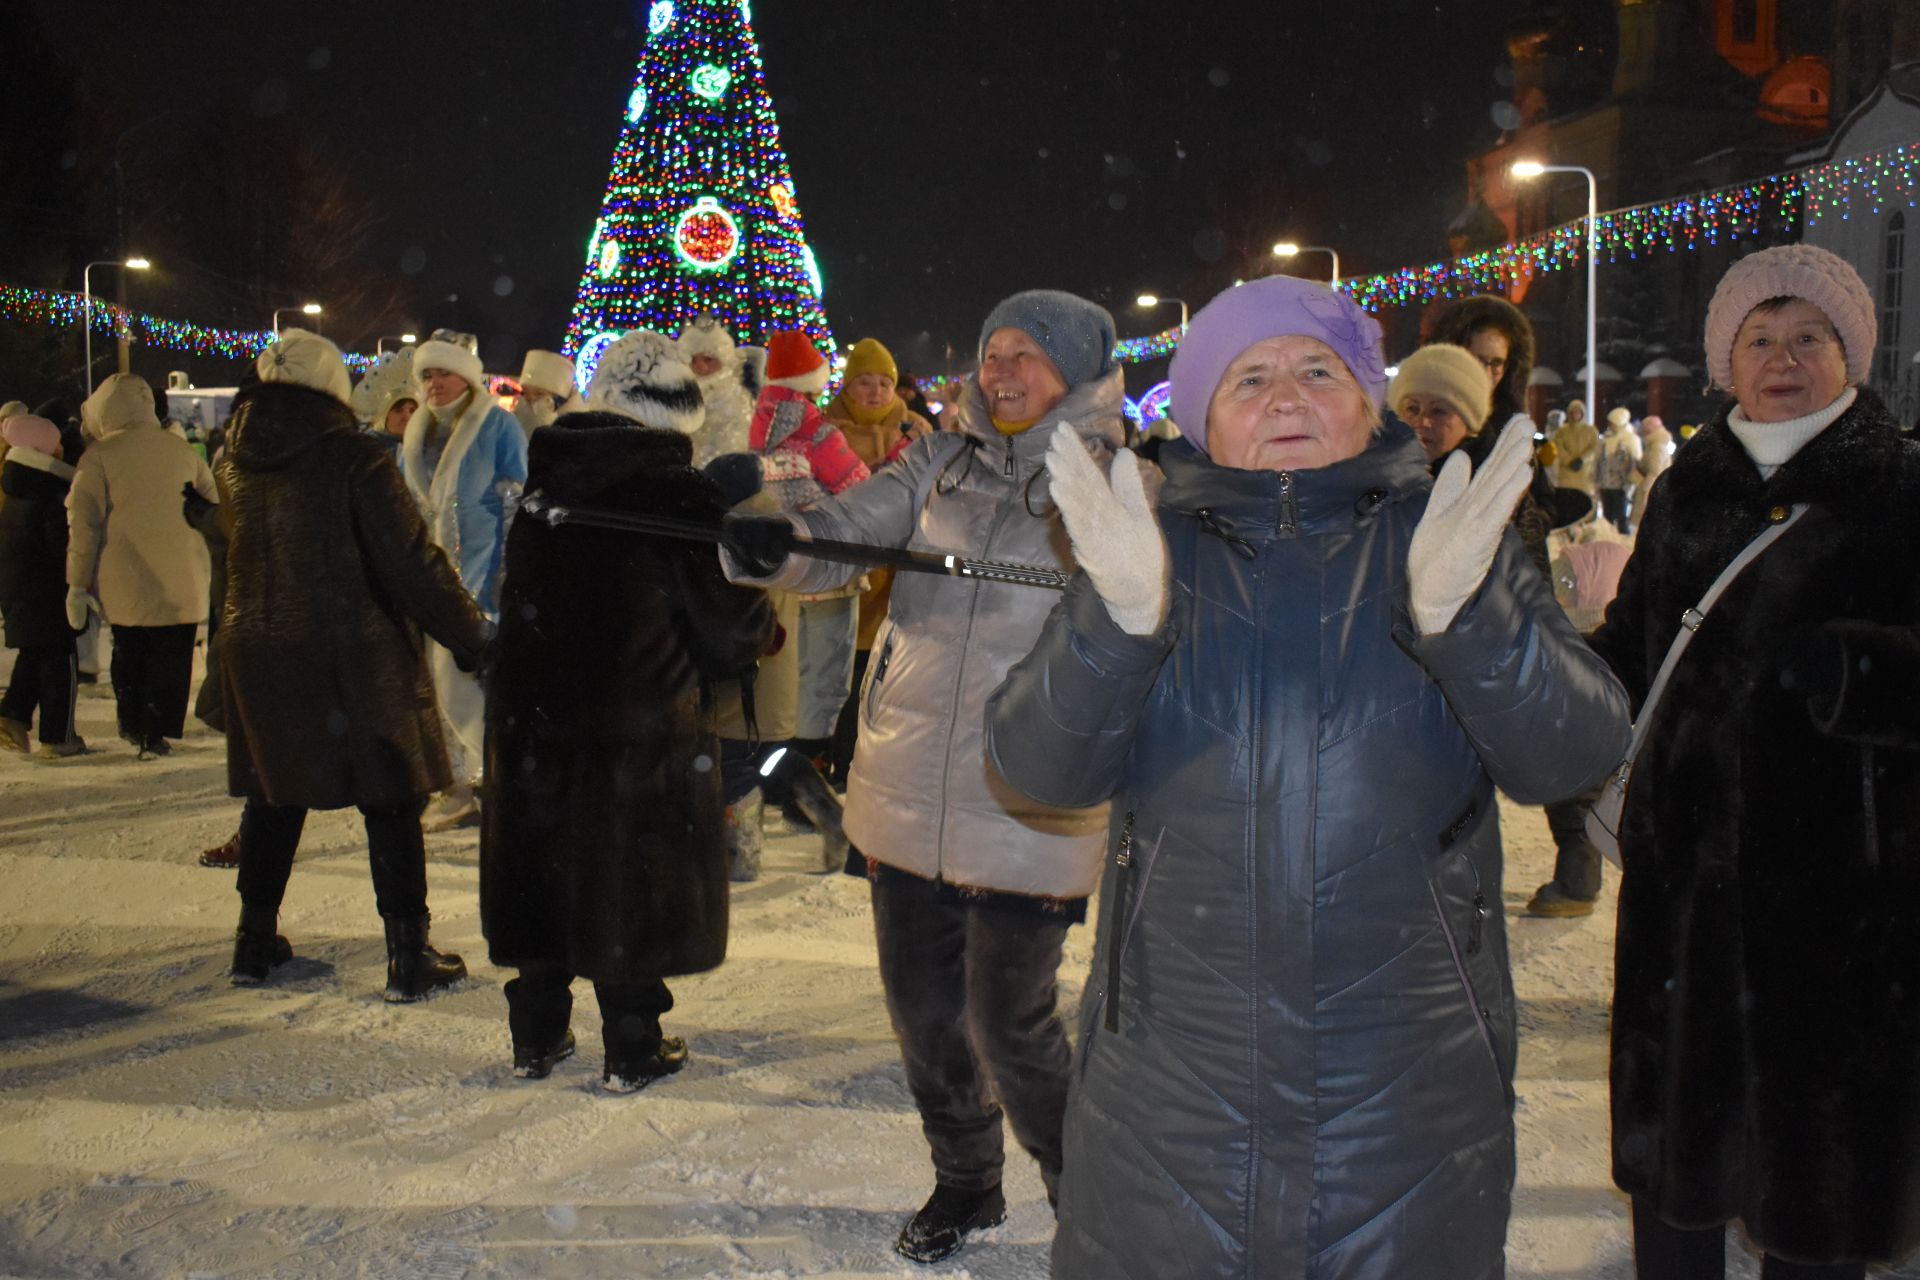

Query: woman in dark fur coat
[481,330,774,1093]
[1587,244,1920,1278]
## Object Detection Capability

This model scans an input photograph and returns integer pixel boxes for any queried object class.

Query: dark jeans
[828,647,872,787]
[109,622,196,743]
[1543,784,1606,900]
[870,862,1072,1198]
[234,796,430,920]
[1,637,77,745]
[504,960,674,1063]
[1601,487,1632,533]
[1632,1199,1866,1280]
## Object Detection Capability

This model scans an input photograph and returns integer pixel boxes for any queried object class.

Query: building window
[1881,212,1905,386]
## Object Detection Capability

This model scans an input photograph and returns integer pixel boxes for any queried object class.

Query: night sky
[26,0,1520,387]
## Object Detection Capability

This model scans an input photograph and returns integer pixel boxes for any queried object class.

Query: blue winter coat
[986,426,1629,1279]
[400,395,527,619]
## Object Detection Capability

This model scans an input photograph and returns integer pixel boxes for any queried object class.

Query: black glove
[182,481,216,528]
[458,628,500,680]
[704,452,765,508]
[721,512,797,578]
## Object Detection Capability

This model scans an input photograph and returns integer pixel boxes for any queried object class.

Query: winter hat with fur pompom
[579,330,705,434]
[257,327,352,405]
[1704,244,1875,390]
[1388,343,1492,432]
[765,329,830,397]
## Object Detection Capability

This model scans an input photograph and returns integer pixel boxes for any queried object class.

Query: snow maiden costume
[400,336,528,786]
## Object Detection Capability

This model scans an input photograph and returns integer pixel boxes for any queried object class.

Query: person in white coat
[66,373,217,758]
[400,335,527,829]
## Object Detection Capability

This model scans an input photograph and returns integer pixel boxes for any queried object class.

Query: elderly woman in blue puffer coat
[986,276,1630,1278]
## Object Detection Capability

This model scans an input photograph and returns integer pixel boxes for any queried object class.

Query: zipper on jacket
[1428,875,1503,1080]
[1276,471,1298,535]
[1102,811,1136,1034]
[1194,508,1257,560]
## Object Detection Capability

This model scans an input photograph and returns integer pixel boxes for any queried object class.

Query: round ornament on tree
[675,197,741,271]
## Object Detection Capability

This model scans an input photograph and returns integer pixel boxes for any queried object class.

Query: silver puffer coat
[734,370,1126,905]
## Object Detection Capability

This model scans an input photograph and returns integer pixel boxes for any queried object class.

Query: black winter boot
[602,1035,689,1093]
[895,1183,1006,1264]
[230,903,293,986]
[382,915,467,1003]
[505,974,576,1080]
[779,754,851,873]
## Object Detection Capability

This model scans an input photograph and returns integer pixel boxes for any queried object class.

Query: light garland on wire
[1115,139,1920,360]
[0,284,373,371]
[563,0,835,392]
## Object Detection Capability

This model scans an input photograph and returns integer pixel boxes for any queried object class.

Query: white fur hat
[675,313,740,368]
[518,349,575,398]
[257,327,352,405]
[413,337,486,393]
[583,330,705,434]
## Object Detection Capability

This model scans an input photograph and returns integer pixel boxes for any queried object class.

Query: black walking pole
[518,493,1068,590]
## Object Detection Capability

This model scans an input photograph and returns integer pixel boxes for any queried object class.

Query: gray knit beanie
[977,289,1117,388]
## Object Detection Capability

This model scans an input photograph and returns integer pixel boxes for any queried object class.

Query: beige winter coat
[67,381,216,627]
[728,370,1127,903]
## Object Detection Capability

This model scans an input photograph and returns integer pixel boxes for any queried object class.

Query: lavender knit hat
[1704,244,1876,391]
[1169,276,1387,455]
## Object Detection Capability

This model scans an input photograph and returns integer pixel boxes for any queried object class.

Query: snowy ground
[2,647,1913,1279]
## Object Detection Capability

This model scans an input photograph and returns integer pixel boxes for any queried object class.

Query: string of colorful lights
[1114,138,1918,361]
[563,0,835,392]
[0,135,1910,374]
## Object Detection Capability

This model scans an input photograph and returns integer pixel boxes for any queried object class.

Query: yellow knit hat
[843,337,897,385]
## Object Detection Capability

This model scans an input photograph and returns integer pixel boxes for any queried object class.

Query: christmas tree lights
[562,0,835,392]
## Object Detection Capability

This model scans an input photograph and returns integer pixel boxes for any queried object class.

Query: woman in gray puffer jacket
[986,276,1630,1279]
[722,290,1125,1264]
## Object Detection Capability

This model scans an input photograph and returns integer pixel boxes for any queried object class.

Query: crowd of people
[0,240,1915,1278]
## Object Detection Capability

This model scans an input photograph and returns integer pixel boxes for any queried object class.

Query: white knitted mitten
[1045,425,1168,636]
[1408,413,1536,635]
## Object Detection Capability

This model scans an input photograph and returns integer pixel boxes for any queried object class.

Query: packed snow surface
[3,655,1915,1278]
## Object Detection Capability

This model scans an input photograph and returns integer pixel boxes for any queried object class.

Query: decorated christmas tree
[563,0,834,392]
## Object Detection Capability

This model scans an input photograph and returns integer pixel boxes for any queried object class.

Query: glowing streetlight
[80,257,151,396]
[376,333,419,356]
[273,302,323,336]
[1512,159,1600,419]
[1135,293,1189,329]
[1271,242,1340,286]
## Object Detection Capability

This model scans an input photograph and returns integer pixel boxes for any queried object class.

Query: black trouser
[1601,487,1632,533]
[828,647,872,787]
[1543,784,1605,900]
[504,960,674,1063]
[234,796,430,920]
[0,637,77,745]
[870,863,1072,1199]
[1632,1199,1865,1280]
[109,623,197,743]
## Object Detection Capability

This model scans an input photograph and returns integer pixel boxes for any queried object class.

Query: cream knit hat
[1388,343,1493,432]
[257,328,352,404]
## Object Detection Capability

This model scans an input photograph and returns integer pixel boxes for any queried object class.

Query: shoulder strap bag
[1586,505,1807,865]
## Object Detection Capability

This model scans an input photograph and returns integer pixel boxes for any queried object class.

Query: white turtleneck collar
[1727,387,1856,479]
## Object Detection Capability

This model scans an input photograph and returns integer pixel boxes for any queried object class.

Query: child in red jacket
[749,331,869,510]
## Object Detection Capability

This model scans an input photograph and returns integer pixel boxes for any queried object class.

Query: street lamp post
[1271,242,1341,287]
[1135,293,1189,330]
[80,257,151,397]
[375,333,419,357]
[272,303,323,337]
[1512,160,1599,420]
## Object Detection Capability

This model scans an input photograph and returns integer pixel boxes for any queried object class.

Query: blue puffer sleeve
[1395,530,1630,804]
[985,571,1181,808]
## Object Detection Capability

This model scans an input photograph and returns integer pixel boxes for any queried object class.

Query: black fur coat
[1587,388,1920,1263]
[480,413,773,983]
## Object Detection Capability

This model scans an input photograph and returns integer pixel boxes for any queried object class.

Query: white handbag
[1586,505,1807,865]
